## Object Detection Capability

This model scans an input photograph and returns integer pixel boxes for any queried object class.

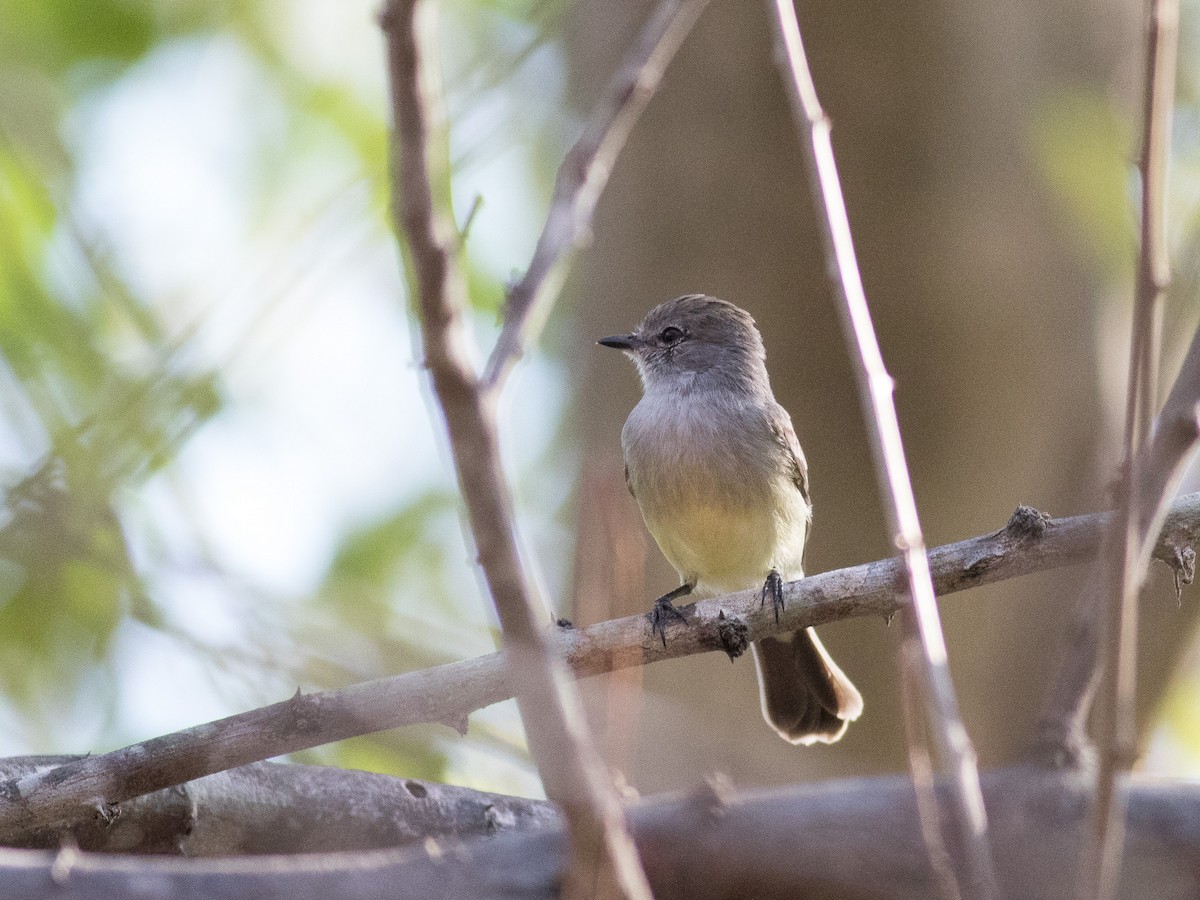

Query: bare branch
[481,0,713,392]
[765,1,997,895]
[1089,0,1180,894]
[380,2,651,896]
[2,495,1198,843]
[0,756,556,856]
[2,768,1200,899]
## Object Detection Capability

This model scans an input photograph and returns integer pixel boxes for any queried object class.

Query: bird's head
[598,293,768,393]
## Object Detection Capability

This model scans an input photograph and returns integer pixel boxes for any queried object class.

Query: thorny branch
[381,1,655,897]
[765,1,998,897]
[3,489,1196,846]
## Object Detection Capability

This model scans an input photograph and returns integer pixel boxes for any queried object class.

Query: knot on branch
[1007,505,1052,539]
[93,800,120,826]
[483,803,516,832]
[716,611,749,661]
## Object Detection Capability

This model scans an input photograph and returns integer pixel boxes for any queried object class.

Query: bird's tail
[752,628,863,745]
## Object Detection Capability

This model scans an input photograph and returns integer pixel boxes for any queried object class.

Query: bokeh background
[3,0,1200,800]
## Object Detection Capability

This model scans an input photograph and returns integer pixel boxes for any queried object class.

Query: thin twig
[380,2,651,897]
[2,494,1199,841]
[765,2,999,896]
[1089,0,1179,896]
[480,0,713,392]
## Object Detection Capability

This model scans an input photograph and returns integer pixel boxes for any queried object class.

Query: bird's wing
[770,406,811,508]
[771,407,812,572]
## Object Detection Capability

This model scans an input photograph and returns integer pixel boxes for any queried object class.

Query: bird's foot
[649,584,693,647]
[761,569,784,623]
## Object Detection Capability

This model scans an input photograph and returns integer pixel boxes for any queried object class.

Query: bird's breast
[621,392,809,593]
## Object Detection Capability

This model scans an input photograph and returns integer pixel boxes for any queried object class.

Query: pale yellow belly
[644,493,807,598]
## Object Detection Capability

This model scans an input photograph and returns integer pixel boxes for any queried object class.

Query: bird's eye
[659,326,685,344]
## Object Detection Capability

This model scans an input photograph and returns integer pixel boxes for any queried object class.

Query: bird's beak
[598,333,640,351]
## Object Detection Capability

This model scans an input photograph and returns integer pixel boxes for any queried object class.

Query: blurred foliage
[1029,89,1136,285]
[0,0,566,792]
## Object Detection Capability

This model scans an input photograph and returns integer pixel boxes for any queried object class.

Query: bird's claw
[761,569,784,623]
[650,595,690,647]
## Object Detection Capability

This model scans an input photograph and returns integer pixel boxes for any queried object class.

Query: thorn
[884,611,895,627]
[694,772,736,818]
[1171,545,1196,605]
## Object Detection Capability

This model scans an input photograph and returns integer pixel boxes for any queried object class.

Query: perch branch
[766,1,997,896]
[481,0,714,391]
[381,2,651,897]
[1,495,1199,843]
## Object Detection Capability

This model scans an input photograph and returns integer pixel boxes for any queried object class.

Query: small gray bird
[599,294,862,744]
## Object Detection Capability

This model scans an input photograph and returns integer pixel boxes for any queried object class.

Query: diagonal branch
[481,0,714,392]
[1,495,1198,844]
[765,1,998,896]
[381,2,652,897]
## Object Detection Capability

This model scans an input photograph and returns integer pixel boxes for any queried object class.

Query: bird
[598,293,862,744]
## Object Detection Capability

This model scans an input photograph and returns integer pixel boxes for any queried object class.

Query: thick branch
[1,495,1198,842]
[766,2,997,895]
[0,757,555,855]
[0,769,1198,899]
[481,0,713,391]
[381,2,651,896]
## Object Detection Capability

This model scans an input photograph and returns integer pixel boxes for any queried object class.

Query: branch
[1084,0,1180,892]
[480,0,714,391]
[3,495,1197,843]
[765,2,997,895]
[0,757,555,855]
[380,3,651,896]
[1,769,1199,899]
